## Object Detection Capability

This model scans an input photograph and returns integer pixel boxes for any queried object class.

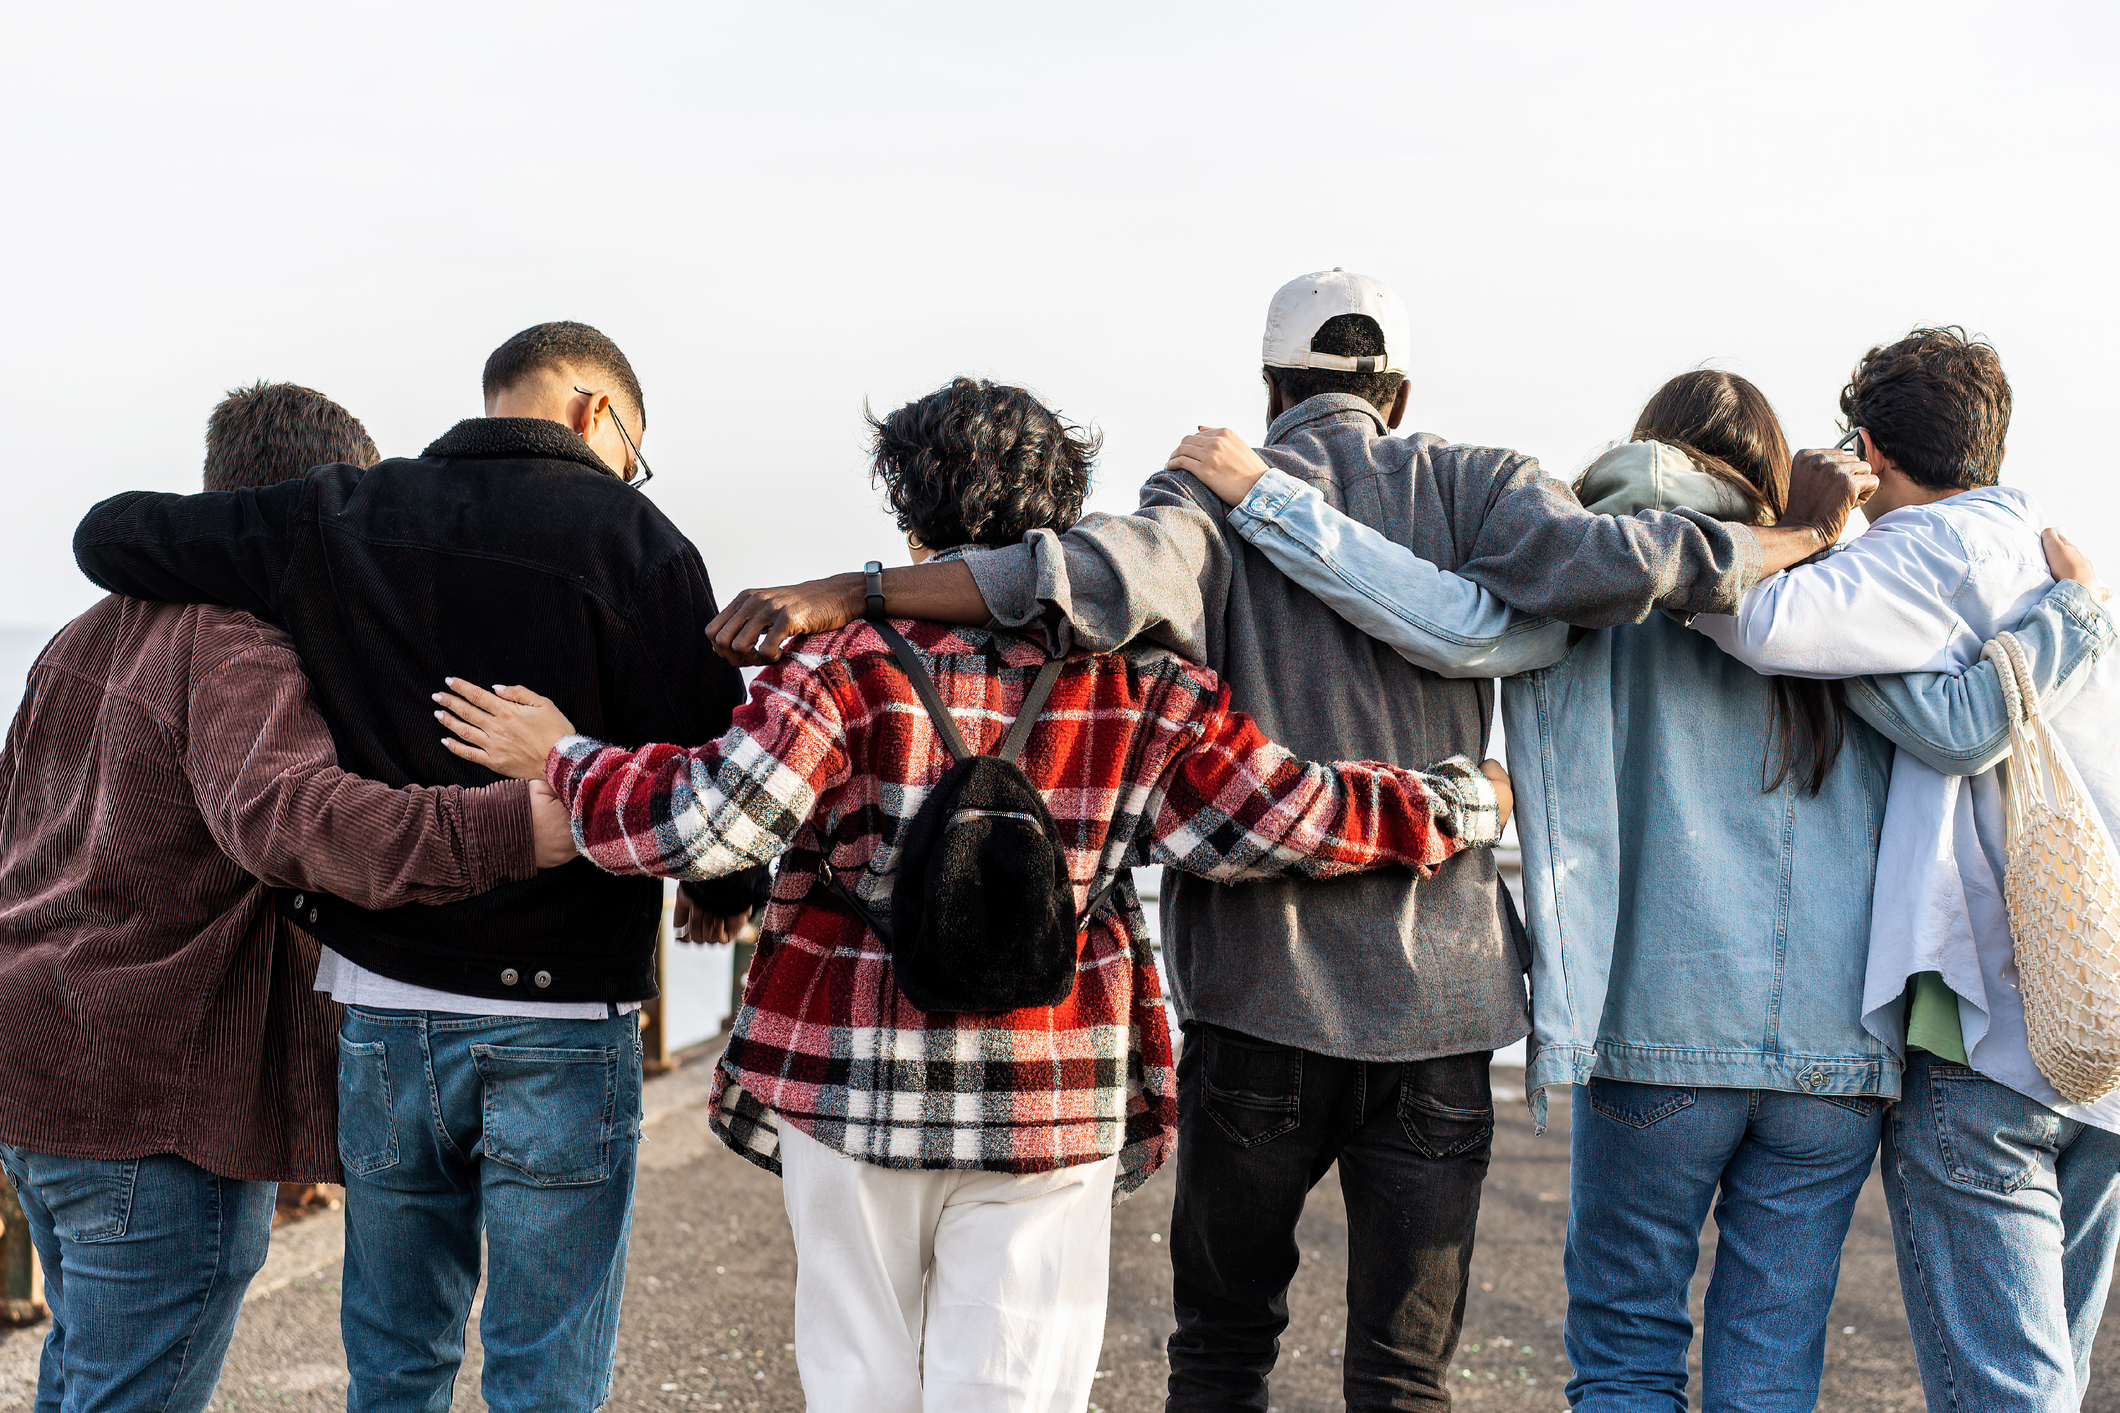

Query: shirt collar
[420,418,620,478]
[1266,393,1389,446]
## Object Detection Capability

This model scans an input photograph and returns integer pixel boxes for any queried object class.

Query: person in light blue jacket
[1162,369,2115,1412]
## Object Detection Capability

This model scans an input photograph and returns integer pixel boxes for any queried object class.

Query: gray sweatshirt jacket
[964,394,1763,1062]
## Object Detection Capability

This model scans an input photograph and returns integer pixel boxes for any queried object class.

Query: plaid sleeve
[1146,682,1502,882]
[544,657,850,881]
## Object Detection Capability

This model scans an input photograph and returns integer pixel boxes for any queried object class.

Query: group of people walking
[0,269,2112,1413]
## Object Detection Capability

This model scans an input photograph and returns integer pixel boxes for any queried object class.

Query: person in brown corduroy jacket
[0,383,574,1413]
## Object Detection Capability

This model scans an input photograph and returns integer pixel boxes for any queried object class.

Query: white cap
[1261,268,1410,376]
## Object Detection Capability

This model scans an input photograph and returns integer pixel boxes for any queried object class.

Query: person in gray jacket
[704,270,1878,1410]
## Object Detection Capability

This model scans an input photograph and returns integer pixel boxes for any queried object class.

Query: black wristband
[863,560,885,620]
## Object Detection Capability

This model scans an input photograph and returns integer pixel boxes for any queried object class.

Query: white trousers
[777,1120,1117,1413]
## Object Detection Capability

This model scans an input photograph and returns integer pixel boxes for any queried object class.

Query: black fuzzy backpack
[821,622,1115,1014]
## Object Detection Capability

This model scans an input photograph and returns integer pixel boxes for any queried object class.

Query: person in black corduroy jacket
[72,321,764,1413]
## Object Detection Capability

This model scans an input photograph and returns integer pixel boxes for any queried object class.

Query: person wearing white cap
[701,269,1877,1409]
[1261,267,1412,380]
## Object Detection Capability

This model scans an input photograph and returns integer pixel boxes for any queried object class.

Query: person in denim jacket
[1162,370,2112,1411]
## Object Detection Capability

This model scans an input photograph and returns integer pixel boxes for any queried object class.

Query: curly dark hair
[203,381,379,492]
[1840,327,2010,492]
[868,379,1100,552]
[1263,313,1405,412]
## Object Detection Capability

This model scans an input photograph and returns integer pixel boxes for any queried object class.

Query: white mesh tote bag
[1982,630,2120,1104]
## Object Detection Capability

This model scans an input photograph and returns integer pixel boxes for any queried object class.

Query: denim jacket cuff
[1227,468,1305,532]
[2051,577,2119,646]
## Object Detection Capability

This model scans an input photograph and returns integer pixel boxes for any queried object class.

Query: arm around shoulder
[549,655,852,882]
[1847,578,2116,775]
[1225,467,1569,677]
[74,479,308,619]
[1457,456,1763,626]
[963,474,1229,662]
[185,632,539,906]
[1147,678,1504,883]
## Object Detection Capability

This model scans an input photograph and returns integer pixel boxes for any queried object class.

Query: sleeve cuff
[1431,755,1505,849]
[1228,468,1305,530]
[962,531,1076,656]
[2051,577,2119,645]
[460,780,539,886]
[545,734,604,800]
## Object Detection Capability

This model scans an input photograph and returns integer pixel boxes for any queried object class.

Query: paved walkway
[4,1059,2117,1413]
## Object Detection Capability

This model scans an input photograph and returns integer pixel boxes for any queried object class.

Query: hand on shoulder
[1166,427,1269,508]
[2044,527,2111,602]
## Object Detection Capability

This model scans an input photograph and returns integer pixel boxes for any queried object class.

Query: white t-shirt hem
[314,947,642,1021]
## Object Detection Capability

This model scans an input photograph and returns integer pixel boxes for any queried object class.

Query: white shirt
[1694,486,2120,1132]
[314,948,640,1021]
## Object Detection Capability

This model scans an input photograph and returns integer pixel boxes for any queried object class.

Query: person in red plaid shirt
[434,377,1510,1413]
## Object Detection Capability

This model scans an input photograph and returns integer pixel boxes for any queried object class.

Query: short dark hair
[868,379,1099,553]
[1840,327,2011,492]
[1263,313,1405,413]
[482,321,646,430]
[203,381,379,492]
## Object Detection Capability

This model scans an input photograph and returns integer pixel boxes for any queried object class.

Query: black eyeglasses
[1836,426,1866,455]
[574,386,653,487]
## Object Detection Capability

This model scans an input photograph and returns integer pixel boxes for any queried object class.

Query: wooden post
[0,1164,47,1327]
[640,880,676,1077]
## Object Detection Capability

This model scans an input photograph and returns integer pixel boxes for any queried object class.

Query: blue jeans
[1562,1080,1882,1412]
[336,1007,642,1413]
[1883,1048,2120,1410]
[0,1146,274,1413]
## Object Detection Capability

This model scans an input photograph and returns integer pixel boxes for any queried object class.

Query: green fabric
[1576,440,1761,522]
[1906,970,1968,1065]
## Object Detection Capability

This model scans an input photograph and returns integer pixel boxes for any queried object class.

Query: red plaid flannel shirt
[546,619,1500,1194]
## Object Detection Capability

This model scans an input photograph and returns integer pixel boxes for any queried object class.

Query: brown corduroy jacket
[0,597,536,1183]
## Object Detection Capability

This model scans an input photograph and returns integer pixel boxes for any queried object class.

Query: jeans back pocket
[1587,1078,1697,1130]
[472,1044,619,1186]
[29,1154,139,1244]
[1928,1064,2059,1195]
[1398,1057,1495,1160]
[1199,1027,1302,1148]
[337,1037,400,1177]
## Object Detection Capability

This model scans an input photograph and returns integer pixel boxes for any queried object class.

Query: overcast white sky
[3,0,2115,655]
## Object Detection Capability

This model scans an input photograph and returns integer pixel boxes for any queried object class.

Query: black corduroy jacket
[74,417,761,1002]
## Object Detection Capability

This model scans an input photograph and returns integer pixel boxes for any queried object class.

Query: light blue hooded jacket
[1219,440,2115,1126]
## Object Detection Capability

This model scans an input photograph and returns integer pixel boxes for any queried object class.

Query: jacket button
[501,968,520,986]
[292,894,305,910]
[309,908,319,924]
[534,971,553,989]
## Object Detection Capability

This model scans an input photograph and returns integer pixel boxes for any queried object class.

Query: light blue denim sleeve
[1225,469,1573,679]
[1845,579,2116,776]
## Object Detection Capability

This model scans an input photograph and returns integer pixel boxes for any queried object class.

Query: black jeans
[1166,1023,1495,1412]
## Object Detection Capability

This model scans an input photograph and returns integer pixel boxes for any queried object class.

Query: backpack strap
[997,657,1066,765]
[1076,873,1119,929]
[867,619,973,763]
[868,618,1065,767]
[819,858,893,944]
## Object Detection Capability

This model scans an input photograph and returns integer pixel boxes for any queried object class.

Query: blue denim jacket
[1223,460,2113,1124]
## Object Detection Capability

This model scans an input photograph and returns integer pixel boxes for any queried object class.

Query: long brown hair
[1630,370,1848,797]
